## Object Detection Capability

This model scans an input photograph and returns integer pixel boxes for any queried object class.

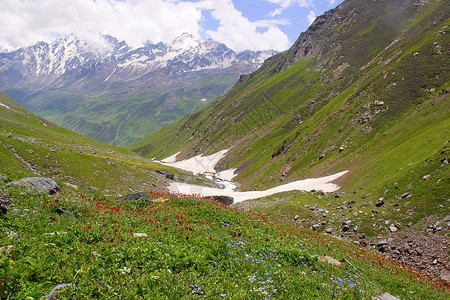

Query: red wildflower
[186,236,189,240]
[101,248,106,252]
[87,226,92,230]
[79,240,83,243]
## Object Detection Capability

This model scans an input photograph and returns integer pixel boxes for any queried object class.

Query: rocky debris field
[233,189,450,284]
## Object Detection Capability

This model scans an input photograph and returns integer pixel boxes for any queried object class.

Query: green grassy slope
[0,92,176,192]
[131,0,449,199]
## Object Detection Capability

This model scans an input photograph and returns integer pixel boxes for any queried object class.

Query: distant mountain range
[0,33,276,146]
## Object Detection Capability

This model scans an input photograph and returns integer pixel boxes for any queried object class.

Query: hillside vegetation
[1,188,448,299]
[0,92,176,192]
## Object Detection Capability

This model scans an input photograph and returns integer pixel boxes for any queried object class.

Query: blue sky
[0,0,344,52]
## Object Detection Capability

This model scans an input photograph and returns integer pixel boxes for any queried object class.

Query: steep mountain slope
[132,0,449,204]
[0,33,275,147]
[0,91,177,192]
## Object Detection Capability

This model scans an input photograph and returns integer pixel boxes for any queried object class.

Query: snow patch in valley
[161,152,181,163]
[161,149,348,203]
[160,149,230,174]
[0,103,10,110]
[216,168,237,181]
[169,171,348,203]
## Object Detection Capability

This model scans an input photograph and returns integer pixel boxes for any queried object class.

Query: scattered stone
[8,231,18,238]
[342,225,350,232]
[312,224,321,231]
[375,197,385,207]
[440,269,450,283]
[64,182,78,190]
[294,215,300,221]
[406,183,413,189]
[46,283,77,300]
[377,240,388,247]
[209,195,234,206]
[325,228,333,234]
[151,197,170,203]
[55,207,77,218]
[422,175,431,180]
[156,170,174,180]
[132,233,148,238]
[389,225,398,233]
[444,215,450,222]
[372,293,398,300]
[402,193,411,199]
[320,255,341,267]
[118,192,151,202]
[0,190,11,214]
[7,177,60,195]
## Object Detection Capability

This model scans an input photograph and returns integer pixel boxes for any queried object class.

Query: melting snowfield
[159,149,348,204]
[0,103,10,110]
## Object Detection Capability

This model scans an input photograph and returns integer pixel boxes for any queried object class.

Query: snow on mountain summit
[170,33,201,51]
[0,33,277,81]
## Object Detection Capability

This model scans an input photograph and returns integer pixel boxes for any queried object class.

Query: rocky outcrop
[118,192,151,201]
[208,195,234,206]
[6,177,60,194]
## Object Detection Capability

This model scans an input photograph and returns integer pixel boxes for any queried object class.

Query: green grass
[0,187,448,299]
[0,92,183,192]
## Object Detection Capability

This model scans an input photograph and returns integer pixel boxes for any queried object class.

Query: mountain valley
[0,33,275,147]
[0,0,449,298]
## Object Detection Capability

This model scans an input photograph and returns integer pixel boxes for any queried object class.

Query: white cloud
[307,10,316,25]
[204,0,290,51]
[0,0,204,51]
[0,0,291,52]
[263,0,313,17]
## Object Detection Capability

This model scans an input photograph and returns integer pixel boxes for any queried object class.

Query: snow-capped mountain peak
[170,32,201,51]
[0,33,276,81]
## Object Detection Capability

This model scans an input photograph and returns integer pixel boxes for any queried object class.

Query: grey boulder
[7,177,60,195]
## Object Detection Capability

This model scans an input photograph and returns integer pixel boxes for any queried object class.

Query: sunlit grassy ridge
[1,187,448,299]
[0,92,179,192]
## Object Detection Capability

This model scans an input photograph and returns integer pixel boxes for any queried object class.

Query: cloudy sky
[0,0,343,52]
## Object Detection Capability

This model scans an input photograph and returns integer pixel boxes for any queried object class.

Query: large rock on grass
[118,192,151,202]
[372,293,398,300]
[7,177,60,195]
[208,195,234,206]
